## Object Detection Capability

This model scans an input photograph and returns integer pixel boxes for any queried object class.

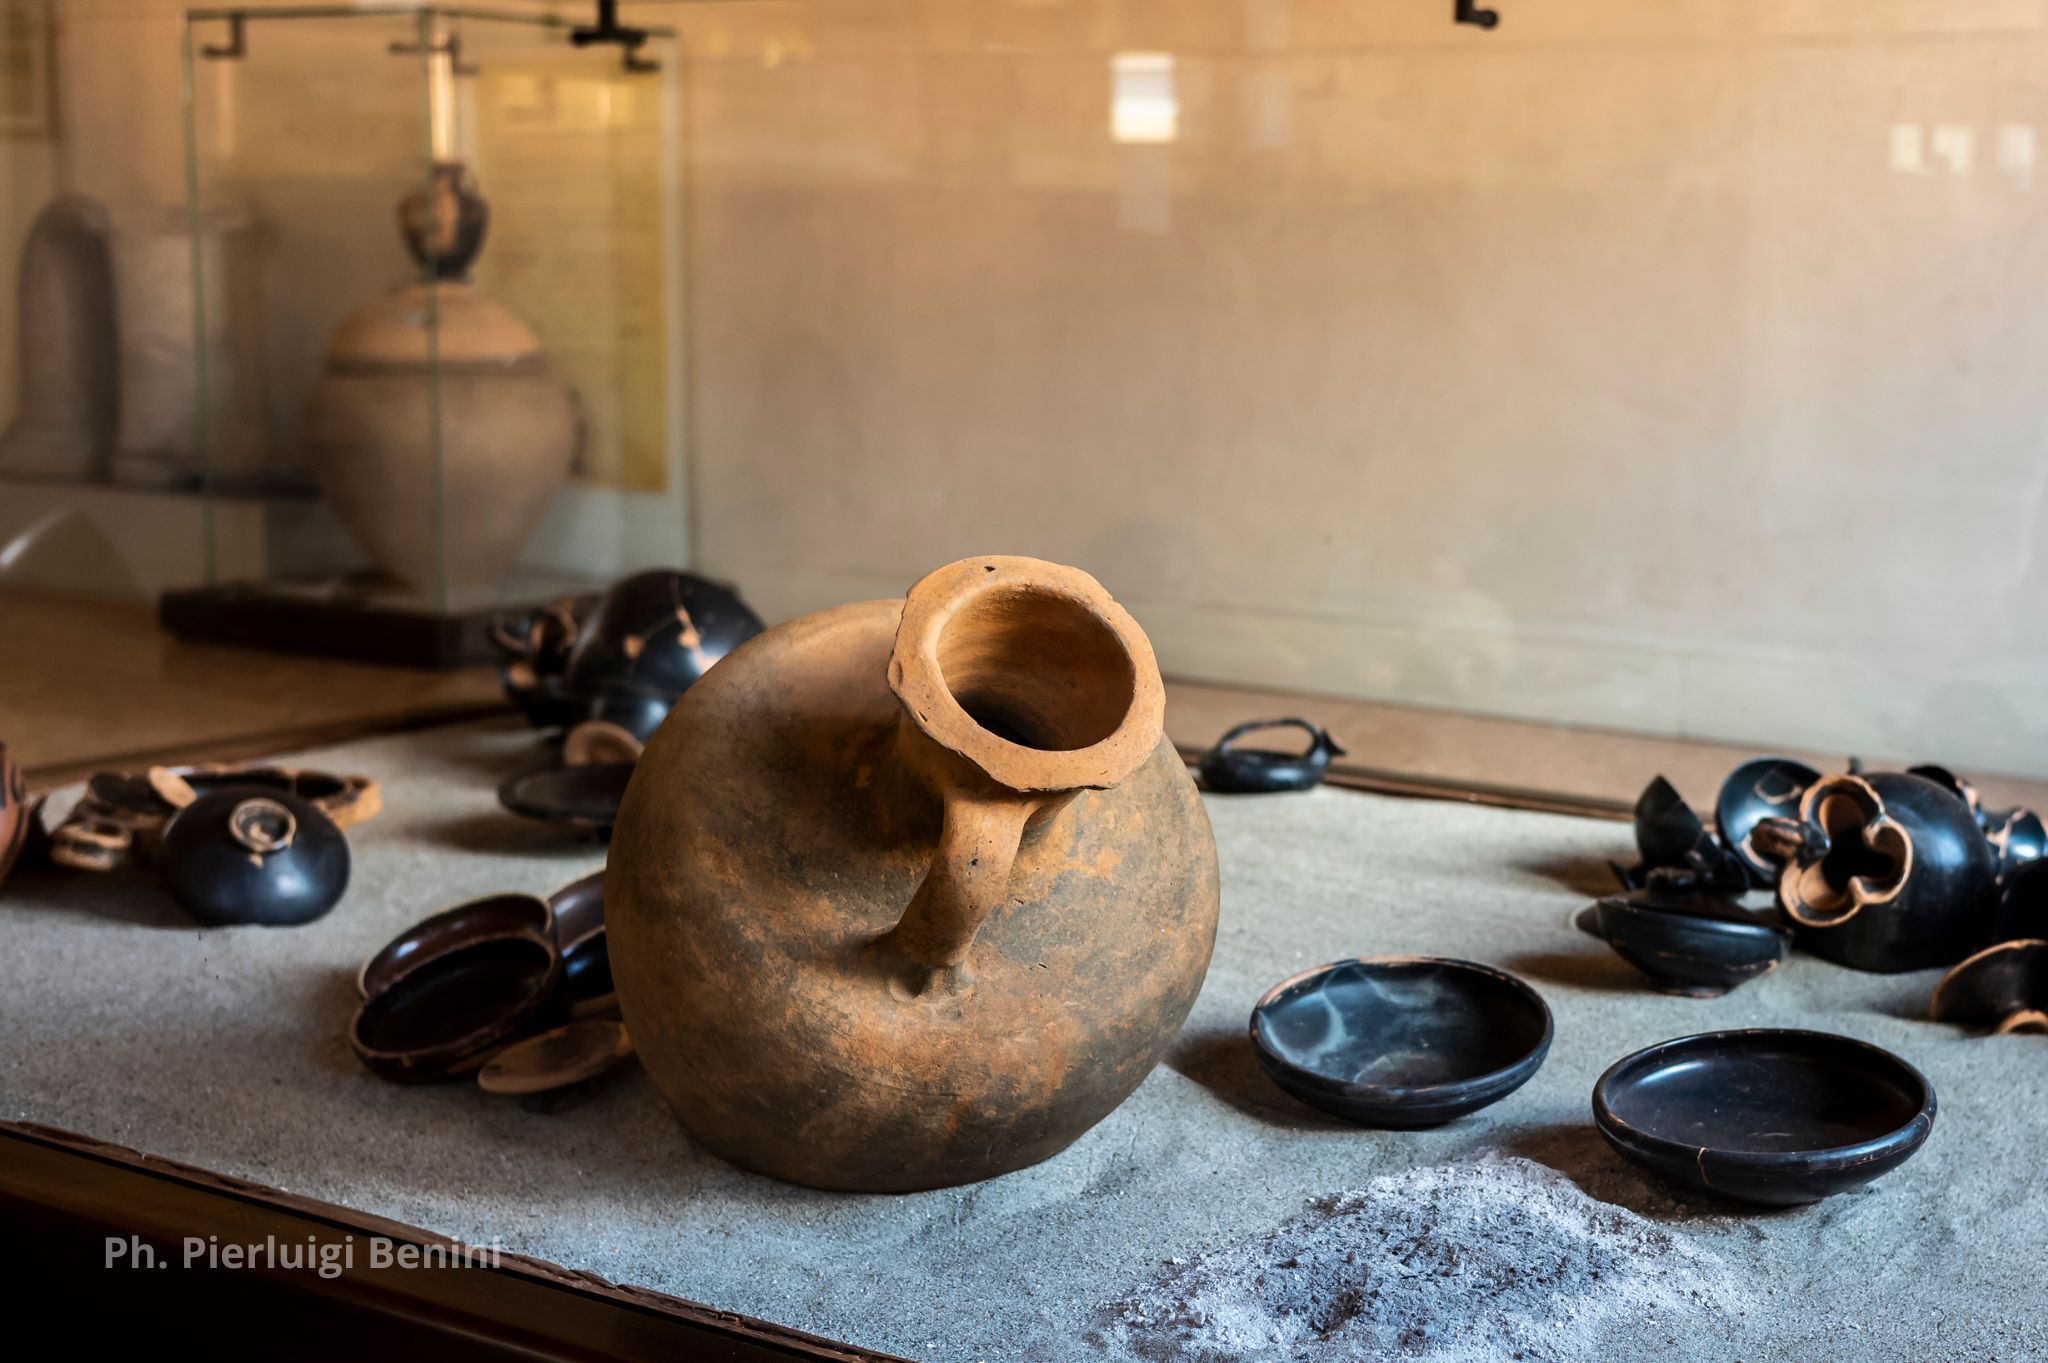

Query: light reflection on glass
[1111,52,1177,145]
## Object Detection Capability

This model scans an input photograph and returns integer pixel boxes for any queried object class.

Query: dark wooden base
[159,581,525,668]
[0,1122,902,1361]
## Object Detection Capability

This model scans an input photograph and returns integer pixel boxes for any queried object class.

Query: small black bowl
[1250,956,1552,1127]
[1576,892,1789,998]
[349,933,562,1083]
[1199,719,1347,794]
[497,762,635,836]
[357,892,553,999]
[1593,1028,1935,1206]
[548,871,616,1017]
[1930,939,2048,1034]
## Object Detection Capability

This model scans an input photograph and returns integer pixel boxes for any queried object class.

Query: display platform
[2,718,2041,1360]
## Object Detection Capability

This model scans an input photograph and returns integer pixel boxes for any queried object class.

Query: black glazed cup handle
[1212,718,1346,762]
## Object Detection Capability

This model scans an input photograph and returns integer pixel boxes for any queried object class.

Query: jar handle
[886,785,1042,977]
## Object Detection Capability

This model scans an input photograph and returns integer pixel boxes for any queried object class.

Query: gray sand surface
[2,717,2044,1360]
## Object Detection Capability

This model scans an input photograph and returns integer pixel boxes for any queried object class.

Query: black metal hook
[572,0,660,73]
[200,12,246,60]
[1455,0,1500,28]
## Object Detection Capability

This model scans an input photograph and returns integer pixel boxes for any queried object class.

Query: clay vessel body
[302,283,578,592]
[609,556,1220,1191]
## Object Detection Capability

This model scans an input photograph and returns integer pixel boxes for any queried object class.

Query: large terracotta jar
[301,164,577,593]
[608,556,1220,1191]
[301,285,577,593]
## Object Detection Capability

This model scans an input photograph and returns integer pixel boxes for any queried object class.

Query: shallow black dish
[1250,956,1552,1127]
[1714,756,1820,887]
[497,763,635,835]
[1576,892,1789,998]
[349,933,562,1083]
[548,871,616,1017]
[1199,719,1347,794]
[1593,1028,1935,1206]
[357,892,553,999]
[160,788,351,927]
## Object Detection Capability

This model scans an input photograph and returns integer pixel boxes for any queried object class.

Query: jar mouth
[889,557,1165,794]
[1780,775,1914,928]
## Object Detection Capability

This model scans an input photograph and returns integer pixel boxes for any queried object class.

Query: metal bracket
[200,12,246,60]
[389,32,479,76]
[571,0,660,74]
[1455,0,1500,28]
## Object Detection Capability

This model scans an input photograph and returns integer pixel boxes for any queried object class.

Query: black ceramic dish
[1576,891,1789,998]
[1985,805,2048,878]
[547,872,616,1017]
[159,789,351,927]
[497,762,636,836]
[357,892,553,999]
[349,932,562,1083]
[1930,940,2048,1034]
[1199,719,1347,794]
[1615,775,1747,892]
[1250,956,1552,1127]
[562,570,765,745]
[1755,771,1996,972]
[1593,1028,1936,1206]
[1992,859,2048,945]
[51,763,379,873]
[1714,756,1821,888]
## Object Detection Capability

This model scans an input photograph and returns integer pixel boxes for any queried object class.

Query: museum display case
[158,3,687,663]
[12,6,2048,1359]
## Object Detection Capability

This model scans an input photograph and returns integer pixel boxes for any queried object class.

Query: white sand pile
[1107,1155,1746,1362]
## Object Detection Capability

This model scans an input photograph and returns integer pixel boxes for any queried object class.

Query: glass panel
[177,3,684,638]
[640,0,2048,783]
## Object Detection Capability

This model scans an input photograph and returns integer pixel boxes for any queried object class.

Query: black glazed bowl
[1930,939,2048,1034]
[349,933,562,1083]
[1250,956,1553,1127]
[1715,756,1820,887]
[497,762,636,836]
[1199,719,1346,794]
[548,871,616,1017]
[1593,1028,1936,1206]
[561,570,764,744]
[1576,892,1789,998]
[160,788,351,927]
[357,892,553,999]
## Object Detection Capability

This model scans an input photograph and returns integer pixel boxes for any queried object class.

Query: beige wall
[10,1,2047,776]
[662,0,2048,778]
